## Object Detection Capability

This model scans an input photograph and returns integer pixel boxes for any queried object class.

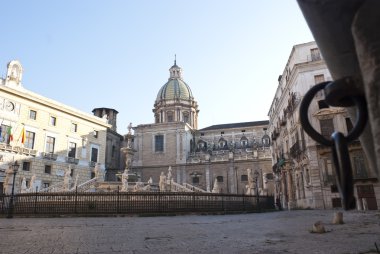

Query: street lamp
[253,169,260,209]
[7,161,20,219]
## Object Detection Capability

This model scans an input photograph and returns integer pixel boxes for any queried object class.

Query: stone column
[287,169,296,209]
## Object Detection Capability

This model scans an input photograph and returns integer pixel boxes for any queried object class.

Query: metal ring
[299,82,333,146]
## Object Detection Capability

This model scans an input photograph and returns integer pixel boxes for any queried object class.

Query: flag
[21,126,26,145]
[7,126,13,143]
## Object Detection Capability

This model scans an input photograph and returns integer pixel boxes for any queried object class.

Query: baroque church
[129,60,274,194]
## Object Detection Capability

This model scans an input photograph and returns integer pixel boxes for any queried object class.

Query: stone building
[130,61,274,194]
[268,42,379,210]
[0,60,110,194]
[92,108,123,181]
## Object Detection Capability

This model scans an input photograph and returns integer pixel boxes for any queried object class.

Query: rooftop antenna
[174,54,177,65]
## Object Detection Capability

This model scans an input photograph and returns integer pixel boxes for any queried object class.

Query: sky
[1,1,314,133]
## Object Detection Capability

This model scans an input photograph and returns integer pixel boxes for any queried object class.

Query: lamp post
[253,169,260,209]
[7,161,20,219]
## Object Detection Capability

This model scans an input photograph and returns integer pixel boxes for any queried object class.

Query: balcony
[0,142,37,156]
[42,152,58,161]
[66,157,79,164]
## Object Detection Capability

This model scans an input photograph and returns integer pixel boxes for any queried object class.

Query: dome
[156,79,194,101]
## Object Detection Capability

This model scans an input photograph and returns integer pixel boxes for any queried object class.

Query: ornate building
[268,42,379,210]
[0,60,110,194]
[130,61,274,194]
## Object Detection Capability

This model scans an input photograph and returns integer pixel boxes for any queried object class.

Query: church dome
[156,79,193,101]
[156,60,194,102]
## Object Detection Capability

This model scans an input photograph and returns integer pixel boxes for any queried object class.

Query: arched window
[262,135,270,147]
[167,111,174,122]
[240,135,248,147]
[183,112,189,123]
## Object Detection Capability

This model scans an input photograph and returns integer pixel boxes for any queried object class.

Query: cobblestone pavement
[0,210,379,254]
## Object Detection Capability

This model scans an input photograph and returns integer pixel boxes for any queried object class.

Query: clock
[5,101,15,111]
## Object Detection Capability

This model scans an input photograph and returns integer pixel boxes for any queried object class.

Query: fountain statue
[167,166,172,181]
[21,177,27,193]
[246,168,255,195]
[63,166,72,191]
[121,169,129,192]
[159,172,167,192]
[212,178,220,193]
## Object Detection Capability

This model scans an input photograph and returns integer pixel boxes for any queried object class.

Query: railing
[42,152,58,161]
[89,161,97,167]
[75,178,98,192]
[182,183,208,193]
[39,182,65,193]
[169,180,193,192]
[0,192,275,217]
[66,157,79,164]
[0,143,37,156]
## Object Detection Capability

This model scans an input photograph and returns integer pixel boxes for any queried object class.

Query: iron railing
[0,191,275,217]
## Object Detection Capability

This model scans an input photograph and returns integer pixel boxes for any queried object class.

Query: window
[68,142,77,158]
[346,118,353,133]
[155,135,164,152]
[71,123,77,132]
[314,74,325,84]
[24,131,35,149]
[183,113,189,123]
[192,176,199,184]
[70,167,74,177]
[29,110,37,120]
[43,182,50,189]
[22,161,31,171]
[241,175,248,181]
[167,112,174,122]
[353,156,368,179]
[45,165,52,174]
[45,136,55,153]
[112,145,115,158]
[318,100,329,109]
[93,130,98,138]
[50,116,57,126]
[216,176,224,182]
[91,147,98,162]
[310,48,321,61]
[319,119,334,140]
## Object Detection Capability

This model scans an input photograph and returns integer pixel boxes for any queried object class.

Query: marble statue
[121,169,129,192]
[29,175,36,192]
[21,177,27,193]
[3,165,13,194]
[73,174,79,190]
[94,163,102,179]
[246,168,254,195]
[127,122,132,134]
[63,166,72,191]
[159,172,167,192]
[212,178,220,193]
[147,177,153,184]
[167,166,172,181]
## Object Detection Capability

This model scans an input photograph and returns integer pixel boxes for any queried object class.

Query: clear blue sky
[1,1,313,133]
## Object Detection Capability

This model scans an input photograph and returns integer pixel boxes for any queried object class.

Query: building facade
[0,60,110,194]
[130,61,274,194]
[268,42,379,210]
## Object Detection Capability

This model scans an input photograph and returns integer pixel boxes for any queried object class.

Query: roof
[156,78,194,101]
[200,120,269,131]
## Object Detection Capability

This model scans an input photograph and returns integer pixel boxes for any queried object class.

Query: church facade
[130,61,274,194]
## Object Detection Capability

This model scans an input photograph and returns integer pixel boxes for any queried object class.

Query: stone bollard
[311,221,326,233]
[332,212,344,224]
